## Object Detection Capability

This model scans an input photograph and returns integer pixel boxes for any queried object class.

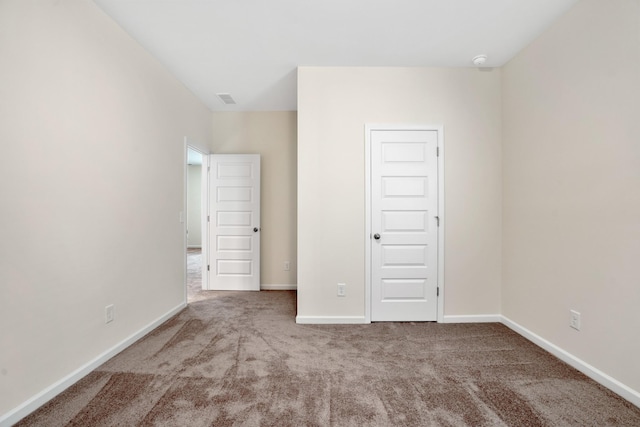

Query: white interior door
[371,129,439,321]
[208,154,260,291]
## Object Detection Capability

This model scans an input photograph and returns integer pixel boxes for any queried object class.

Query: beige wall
[297,67,502,320]
[0,0,212,416]
[502,0,640,393]
[211,112,297,287]
[4,0,638,419]
[187,164,202,247]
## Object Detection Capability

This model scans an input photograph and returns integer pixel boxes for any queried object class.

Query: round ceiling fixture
[472,55,488,66]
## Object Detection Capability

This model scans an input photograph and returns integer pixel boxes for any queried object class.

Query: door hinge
[435,216,440,227]
[207,166,210,172]
[207,265,210,271]
[207,215,210,222]
[437,287,440,297]
[436,147,440,157]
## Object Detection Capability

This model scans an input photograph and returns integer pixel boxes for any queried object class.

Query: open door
[207,154,261,291]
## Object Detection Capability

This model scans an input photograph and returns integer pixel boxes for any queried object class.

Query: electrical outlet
[337,283,346,297]
[284,261,290,271]
[570,310,581,331]
[105,304,115,324]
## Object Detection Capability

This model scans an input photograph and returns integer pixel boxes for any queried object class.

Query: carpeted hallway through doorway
[186,247,206,303]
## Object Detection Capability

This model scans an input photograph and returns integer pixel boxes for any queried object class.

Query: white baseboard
[261,284,297,291]
[501,315,640,408]
[442,314,502,323]
[0,302,186,427]
[296,315,367,324]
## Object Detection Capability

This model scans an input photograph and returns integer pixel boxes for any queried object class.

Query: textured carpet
[16,252,640,426]
[186,247,207,303]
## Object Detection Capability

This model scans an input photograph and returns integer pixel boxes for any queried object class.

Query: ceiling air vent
[216,93,236,105]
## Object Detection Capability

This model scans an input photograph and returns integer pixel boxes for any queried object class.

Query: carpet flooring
[16,250,640,426]
[186,247,207,303]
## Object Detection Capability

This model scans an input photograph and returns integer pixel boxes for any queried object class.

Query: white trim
[501,315,640,408]
[443,314,502,323]
[183,138,189,305]
[261,284,297,290]
[364,124,445,323]
[436,126,445,323]
[202,154,210,290]
[0,303,186,426]
[295,316,368,324]
[364,126,372,323]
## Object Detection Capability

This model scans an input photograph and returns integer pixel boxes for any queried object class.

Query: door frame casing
[201,153,210,290]
[364,124,445,323]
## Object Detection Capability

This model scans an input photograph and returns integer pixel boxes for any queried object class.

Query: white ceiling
[93,0,578,112]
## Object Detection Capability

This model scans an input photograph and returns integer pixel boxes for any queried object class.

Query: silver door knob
[373,233,380,240]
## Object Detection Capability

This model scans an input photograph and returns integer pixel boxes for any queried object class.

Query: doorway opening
[185,150,262,297]
[186,145,207,302]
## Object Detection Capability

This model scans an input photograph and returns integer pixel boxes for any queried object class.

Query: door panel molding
[365,124,444,323]
[208,154,261,291]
